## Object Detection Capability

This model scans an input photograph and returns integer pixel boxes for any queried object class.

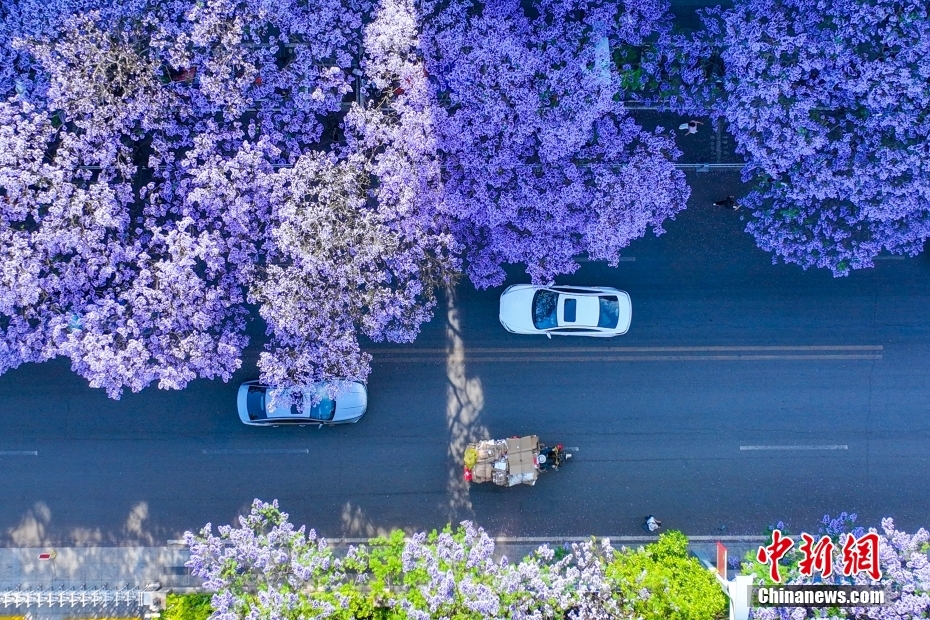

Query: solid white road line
[740,445,848,451]
[374,345,883,354]
[202,448,309,455]
[0,450,38,455]
[378,354,881,363]
[324,535,767,544]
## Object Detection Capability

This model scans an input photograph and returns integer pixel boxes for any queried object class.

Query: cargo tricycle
[463,435,572,486]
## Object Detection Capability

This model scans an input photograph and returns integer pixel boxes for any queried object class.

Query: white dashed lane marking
[740,445,848,451]
[202,448,309,455]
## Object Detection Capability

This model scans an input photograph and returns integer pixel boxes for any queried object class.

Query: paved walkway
[0,547,195,620]
[0,548,195,591]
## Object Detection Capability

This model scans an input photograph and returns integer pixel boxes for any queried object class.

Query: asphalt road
[1,171,929,546]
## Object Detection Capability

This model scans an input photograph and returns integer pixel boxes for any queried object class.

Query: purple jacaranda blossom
[185,499,347,620]
[250,149,457,391]
[153,0,365,162]
[186,501,649,620]
[651,0,930,276]
[243,0,459,394]
[0,2,258,397]
[0,0,375,397]
[0,96,248,396]
[0,0,146,101]
[420,0,689,287]
[729,0,930,275]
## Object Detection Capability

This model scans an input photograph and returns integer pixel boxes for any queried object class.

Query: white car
[499,284,632,337]
[237,380,368,426]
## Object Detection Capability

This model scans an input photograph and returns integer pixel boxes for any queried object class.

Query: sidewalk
[0,548,196,620]
[0,548,196,591]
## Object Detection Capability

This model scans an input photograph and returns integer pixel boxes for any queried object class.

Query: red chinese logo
[842,532,882,580]
[756,529,794,582]
[798,533,834,577]
[756,530,883,582]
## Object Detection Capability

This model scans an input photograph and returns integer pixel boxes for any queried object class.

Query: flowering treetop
[185,498,642,620]
[649,0,930,276]
[422,0,690,287]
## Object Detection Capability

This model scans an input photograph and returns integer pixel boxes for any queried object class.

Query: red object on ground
[463,466,472,481]
[716,542,727,578]
[38,552,54,560]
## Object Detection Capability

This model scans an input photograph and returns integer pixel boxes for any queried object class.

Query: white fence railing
[0,587,142,608]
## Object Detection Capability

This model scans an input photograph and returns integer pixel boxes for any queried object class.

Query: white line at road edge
[0,450,37,455]
[167,534,766,546]
[318,535,767,544]
[374,345,883,354]
[740,445,848,451]
[202,448,309,455]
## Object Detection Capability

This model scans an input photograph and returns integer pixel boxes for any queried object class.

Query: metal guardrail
[0,587,142,608]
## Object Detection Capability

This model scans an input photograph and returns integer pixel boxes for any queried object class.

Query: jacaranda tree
[422,0,690,287]
[648,0,930,275]
[185,499,650,620]
[248,0,459,391]
[0,3,252,397]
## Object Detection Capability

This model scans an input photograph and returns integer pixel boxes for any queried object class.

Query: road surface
[1,171,928,545]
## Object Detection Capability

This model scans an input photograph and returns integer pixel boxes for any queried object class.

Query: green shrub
[163,593,213,620]
[605,531,727,620]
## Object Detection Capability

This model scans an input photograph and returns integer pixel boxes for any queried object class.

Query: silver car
[236,380,368,426]
[499,284,632,337]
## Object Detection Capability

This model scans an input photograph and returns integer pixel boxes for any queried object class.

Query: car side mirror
[546,333,552,340]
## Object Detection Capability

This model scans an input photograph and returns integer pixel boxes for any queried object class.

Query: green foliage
[305,530,408,620]
[552,544,571,561]
[605,531,728,620]
[163,593,213,620]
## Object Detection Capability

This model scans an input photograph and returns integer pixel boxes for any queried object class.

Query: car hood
[334,382,368,421]
[499,285,538,331]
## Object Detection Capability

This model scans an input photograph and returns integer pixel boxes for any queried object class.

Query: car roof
[558,294,599,327]
[243,380,366,422]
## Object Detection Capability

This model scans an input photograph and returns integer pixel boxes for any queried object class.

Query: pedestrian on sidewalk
[678,120,703,134]
[644,515,662,532]
[713,195,739,210]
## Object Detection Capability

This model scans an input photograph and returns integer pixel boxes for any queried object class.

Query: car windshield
[532,289,559,329]
[308,398,336,421]
[598,296,620,329]
[246,386,267,420]
[285,390,336,421]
